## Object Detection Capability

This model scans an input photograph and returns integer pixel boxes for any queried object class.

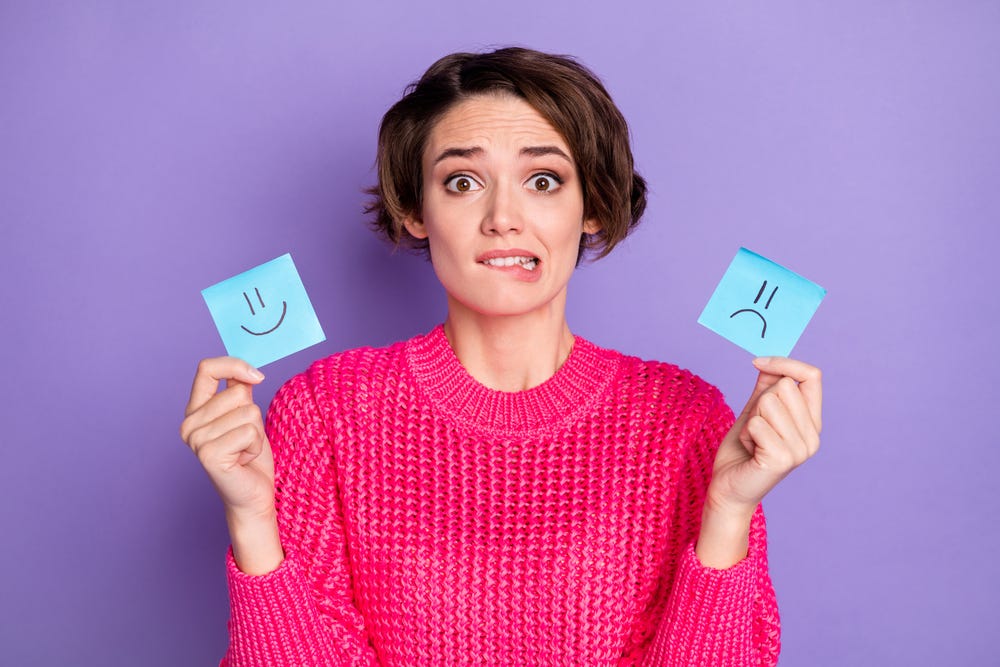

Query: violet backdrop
[2,2,998,665]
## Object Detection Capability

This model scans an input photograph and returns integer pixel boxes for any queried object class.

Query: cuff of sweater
[675,539,758,614]
[224,546,334,667]
[644,543,759,666]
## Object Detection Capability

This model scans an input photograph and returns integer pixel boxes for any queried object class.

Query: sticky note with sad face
[698,248,826,357]
[201,253,326,368]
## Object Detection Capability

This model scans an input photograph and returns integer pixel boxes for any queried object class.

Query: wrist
[695,499,755,569]
[226,507,284,575]
[703,480,758,521]
[225,502,277,528]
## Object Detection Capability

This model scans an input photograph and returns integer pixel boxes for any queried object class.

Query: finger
[180,385,260,443]
[195,422,265,473]
[755,390,810,465]
[185,357,264,417]
[771,377,821,457]
[737,422,757,455]
[186,403,264,455]
[735,368,783,427]
[745,414,796,478]
[752,357,823,431]
[235,432,268,466]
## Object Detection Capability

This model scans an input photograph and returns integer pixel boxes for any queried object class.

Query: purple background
[3,2,998,665]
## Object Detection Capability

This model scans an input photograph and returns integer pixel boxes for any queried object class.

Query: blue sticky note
[201,254,326,368]
[697,248,826,357]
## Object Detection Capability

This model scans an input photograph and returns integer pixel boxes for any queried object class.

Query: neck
[443,296,575,392]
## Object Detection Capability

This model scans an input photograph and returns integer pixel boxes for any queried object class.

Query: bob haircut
[366,47,647,260]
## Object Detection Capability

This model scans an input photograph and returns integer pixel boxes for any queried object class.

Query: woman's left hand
[696,357,823,567]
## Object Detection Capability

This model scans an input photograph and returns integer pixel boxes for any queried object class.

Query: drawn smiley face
[729,279,778,339]
[202,253,327,368]
[240,286,287,336]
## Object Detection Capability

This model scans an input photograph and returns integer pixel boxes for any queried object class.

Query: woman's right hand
[180,357,284,574]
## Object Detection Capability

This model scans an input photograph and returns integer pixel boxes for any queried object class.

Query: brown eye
[528,173,561,192]
[445,175,481,193]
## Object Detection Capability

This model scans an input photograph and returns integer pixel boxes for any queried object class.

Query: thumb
[226,377,259,404]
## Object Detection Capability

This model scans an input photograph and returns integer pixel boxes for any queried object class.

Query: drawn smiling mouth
[241,301,287,335]
[239,287,288,336]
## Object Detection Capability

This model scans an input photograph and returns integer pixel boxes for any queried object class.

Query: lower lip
[479,261,542,282]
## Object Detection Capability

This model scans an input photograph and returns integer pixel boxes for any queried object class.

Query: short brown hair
[366,47,647,260]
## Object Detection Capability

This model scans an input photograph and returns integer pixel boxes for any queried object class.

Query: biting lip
[476,248,541,278]
[476,248,540,263]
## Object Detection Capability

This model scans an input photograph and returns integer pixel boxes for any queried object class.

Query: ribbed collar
[405,324,622,436]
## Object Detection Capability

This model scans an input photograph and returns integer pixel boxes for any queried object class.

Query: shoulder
[607,345,728,410]
[269,330,429,416]
[264,335,416,450]
[583,339,733,432]
[304,337,409,394]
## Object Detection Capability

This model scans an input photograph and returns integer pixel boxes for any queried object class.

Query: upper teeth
[483,256,538,270]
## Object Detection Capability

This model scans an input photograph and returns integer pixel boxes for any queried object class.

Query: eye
[526,173,562,193]
[444,174,483,193]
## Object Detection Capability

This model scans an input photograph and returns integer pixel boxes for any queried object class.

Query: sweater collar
[405,324,621,436]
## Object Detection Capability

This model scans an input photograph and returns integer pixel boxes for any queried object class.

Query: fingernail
[753,357,772,366]
[247,366,265,381]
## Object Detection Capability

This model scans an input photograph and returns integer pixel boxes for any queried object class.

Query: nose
[480,180,523,236]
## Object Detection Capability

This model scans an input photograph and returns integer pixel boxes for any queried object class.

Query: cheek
[550,209,587,251]
[424,227,467,274]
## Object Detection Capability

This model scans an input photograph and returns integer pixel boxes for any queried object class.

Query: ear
[582,218,602,235]
[402,215,428,240]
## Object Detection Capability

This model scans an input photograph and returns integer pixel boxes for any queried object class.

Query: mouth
[240,301,288,336]
[479,255,539,271]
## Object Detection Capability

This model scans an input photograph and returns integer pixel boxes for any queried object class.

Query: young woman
[181,47,822,667]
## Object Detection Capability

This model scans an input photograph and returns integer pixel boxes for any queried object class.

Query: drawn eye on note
[729,280,779,339]
[240,287,287,336]
[202,254,326,368]
[698,248,825,357]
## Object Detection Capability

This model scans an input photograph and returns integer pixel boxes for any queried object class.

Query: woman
[181,47,822,666]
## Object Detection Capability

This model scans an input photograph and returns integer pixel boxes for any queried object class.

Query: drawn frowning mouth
[729,280,778,339]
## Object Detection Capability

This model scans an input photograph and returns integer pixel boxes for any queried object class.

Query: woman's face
[404,94,599,320]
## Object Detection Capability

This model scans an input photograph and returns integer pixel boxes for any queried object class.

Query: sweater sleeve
[221,371,378,667]
[641,392,781,667]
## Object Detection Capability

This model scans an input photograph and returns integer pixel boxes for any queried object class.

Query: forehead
[425,95,570,156]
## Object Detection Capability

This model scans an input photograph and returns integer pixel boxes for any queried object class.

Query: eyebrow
[432,145,573,165]
[520,145,572,162]
[432,147,483,164]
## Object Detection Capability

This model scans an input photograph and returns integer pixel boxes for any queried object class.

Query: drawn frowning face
[240,287,287,336]
[697,247,826,358]
[729,279,778,339]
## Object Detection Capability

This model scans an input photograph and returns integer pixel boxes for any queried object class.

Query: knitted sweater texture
[223,326,780,666]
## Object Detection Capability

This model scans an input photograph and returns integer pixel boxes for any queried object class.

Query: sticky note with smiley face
[698,247,826,357]
[201,253,326,368]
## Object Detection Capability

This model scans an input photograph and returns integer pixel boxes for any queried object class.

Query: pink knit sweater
[222,326,780,666]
